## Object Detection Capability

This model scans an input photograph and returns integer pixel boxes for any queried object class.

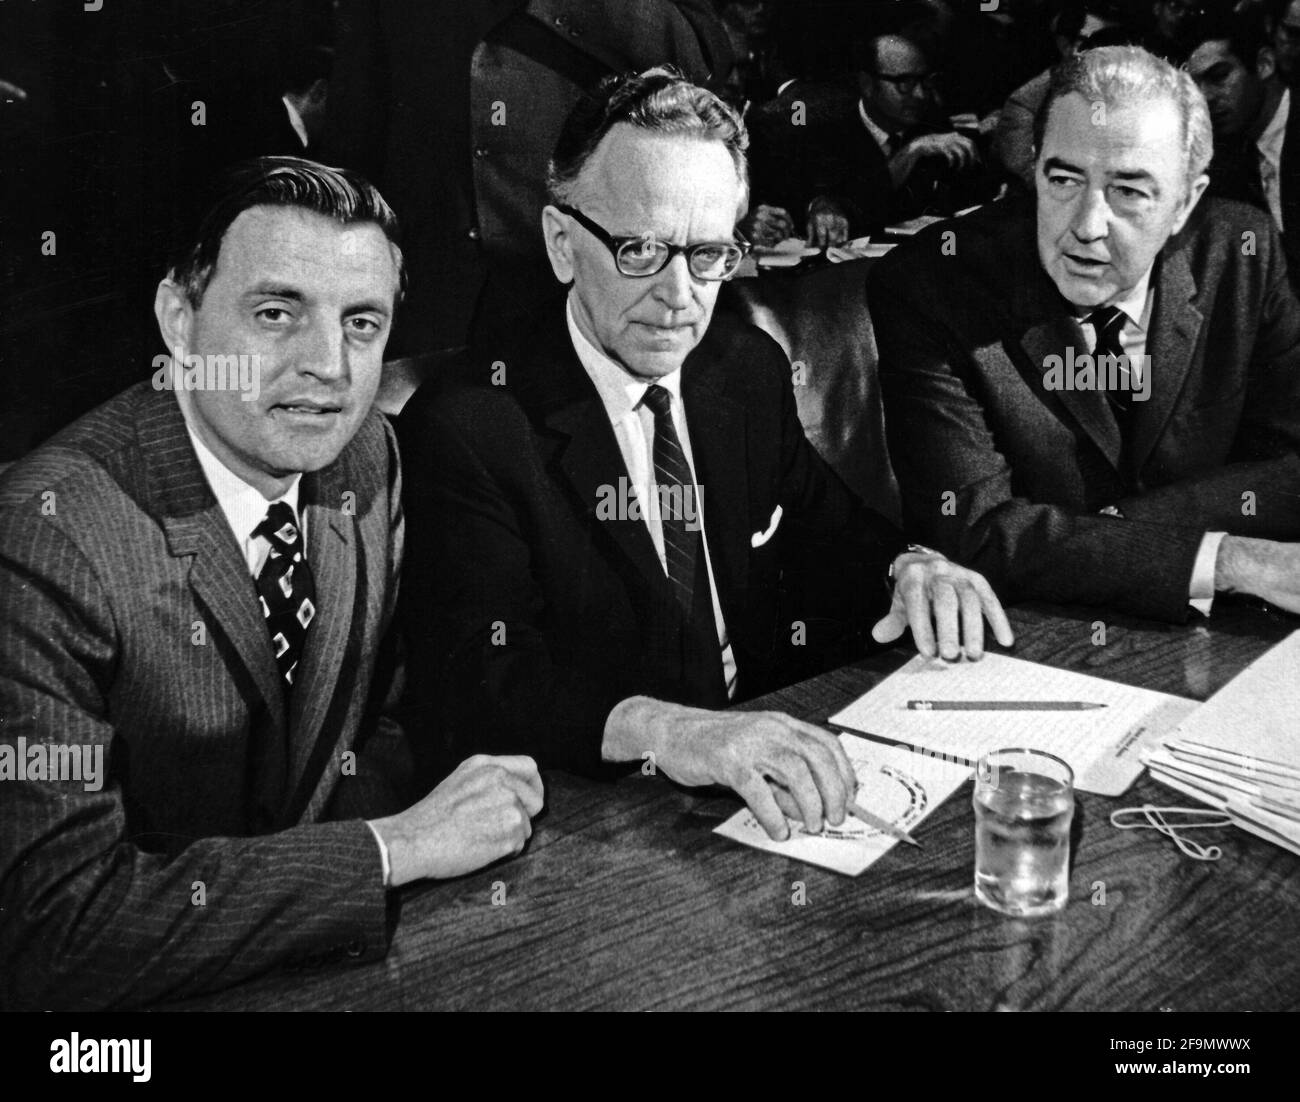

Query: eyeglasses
[874,71,937,96]
[557,204,750,281]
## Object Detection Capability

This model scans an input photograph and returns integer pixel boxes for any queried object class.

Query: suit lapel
[286,462,357,804]
[681,342,749,610]
[528,314,677,601]
[1008,253,1123,470]
[141,391,287,731]
[1130,240,1203,475]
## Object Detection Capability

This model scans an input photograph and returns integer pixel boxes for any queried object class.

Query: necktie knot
[254,502,302,556]
[641,383,673,420]
[1087,306,1128,353]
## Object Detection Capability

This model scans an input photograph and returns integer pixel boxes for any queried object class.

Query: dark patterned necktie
[253,502,316,687]
[641,384,700,612]
[1088,305,1132,417]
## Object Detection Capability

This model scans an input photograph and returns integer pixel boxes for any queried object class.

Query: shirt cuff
[1189,531,1227,617]
[365,820,392,889]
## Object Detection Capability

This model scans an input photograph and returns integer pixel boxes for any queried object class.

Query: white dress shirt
[1081,273,1224,615]
[1257,87,1290,235]
[566,295,738,698]
[184,405,393,886]
[184,424,304,574]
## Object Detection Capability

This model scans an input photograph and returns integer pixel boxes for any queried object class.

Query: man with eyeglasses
[750,31,997,246]
[396,68,1013,842]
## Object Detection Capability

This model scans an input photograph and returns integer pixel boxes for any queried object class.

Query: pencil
[847,800,920,847]
[906,700,1106,711]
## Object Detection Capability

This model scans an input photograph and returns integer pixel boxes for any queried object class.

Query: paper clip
[1109,805,1231,861]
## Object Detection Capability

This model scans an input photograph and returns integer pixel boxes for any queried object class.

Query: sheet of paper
[827,237,895,262]
[714,735,970,875]
[827,654,1197,796]
[1161,630,1300,766]
[884,214,947,235]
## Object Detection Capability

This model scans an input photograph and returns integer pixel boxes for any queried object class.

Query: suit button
[474,146,489,158]
[346,939,365,958]
[467,226,481,241]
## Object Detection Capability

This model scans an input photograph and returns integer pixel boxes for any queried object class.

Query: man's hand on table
[739,203,796,247]
[371,755,544,886]
[1215,535,1300,613]
[805,196,851,247]
[603,697,855,841]
[872,550,1015,661]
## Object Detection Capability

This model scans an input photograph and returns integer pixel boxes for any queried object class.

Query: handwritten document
[828,654,1197,796]
[714,735,970,875]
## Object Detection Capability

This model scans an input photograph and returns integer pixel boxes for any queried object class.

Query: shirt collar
[858,99,892,152]
[1258,86,1290,158]
[1074,265,1154,333]
[180,400,302,547]
[566,293,684,423]
[1110,266,1154,332]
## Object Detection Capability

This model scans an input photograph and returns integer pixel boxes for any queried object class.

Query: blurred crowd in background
[2,0,1296,458]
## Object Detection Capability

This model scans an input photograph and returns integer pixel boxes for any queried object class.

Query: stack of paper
[1144,632,1300,856]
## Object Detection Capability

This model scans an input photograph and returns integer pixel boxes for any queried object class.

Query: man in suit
[397,69,1013,843]
[1185,6,1300,291]
[0,157,544,1010]
[325,0,731,364]
[872,46,1300,624]
[748,30,996,247]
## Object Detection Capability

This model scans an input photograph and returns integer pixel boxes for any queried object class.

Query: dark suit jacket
[395,310,906,777]
[0,385,408,1010]
[325,0,730,359]
[749,82,999,238]
[871,196,1300,622]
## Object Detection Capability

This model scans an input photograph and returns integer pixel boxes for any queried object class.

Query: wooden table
[169,601,1300,1011]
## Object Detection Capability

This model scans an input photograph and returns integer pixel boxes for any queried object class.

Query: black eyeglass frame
[556,204,751,281]
[871,71,939,96]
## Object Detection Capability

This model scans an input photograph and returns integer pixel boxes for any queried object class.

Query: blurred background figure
[1,1,334,460]
[1145,0,1208,60]
[992,1,1138,189]
[716,1,792,112]
[323,0,731,375]
[744,6,1003,247]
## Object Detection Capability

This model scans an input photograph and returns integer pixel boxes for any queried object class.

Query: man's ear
[1257,44,1277,82]
[541,205,575,284]
[1172,173,1211,236]
[154,278,194,361]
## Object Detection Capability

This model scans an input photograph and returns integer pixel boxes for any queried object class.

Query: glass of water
[973,748,1074,917]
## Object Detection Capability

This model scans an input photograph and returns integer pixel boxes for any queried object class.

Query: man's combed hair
[547,66,749,204]
[168,155,406,306]
[1034,46,1214,190]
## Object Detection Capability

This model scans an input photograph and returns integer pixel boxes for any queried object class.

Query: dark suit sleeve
[0,513,393,1011]
[1117,240,1300,535]
[396,391,630,778]
[872,267,1209,623]
[763,329,907,674]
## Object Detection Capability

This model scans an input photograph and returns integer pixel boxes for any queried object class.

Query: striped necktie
[641,384,700,612]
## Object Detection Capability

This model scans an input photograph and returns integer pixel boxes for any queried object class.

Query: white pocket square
[750,505,783,548]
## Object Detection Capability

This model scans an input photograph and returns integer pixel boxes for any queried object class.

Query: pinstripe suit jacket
[0,383,407,1009]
